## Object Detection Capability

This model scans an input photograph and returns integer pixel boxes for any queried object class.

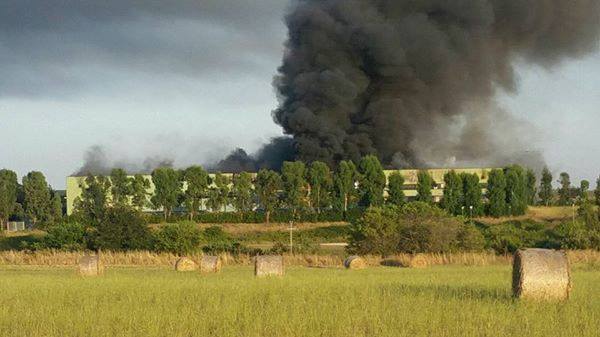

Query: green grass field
[1,265,598,337]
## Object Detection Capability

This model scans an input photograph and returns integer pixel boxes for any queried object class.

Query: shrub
[348,202,466,256]
[482,221,549,254]
[456,224,486,252]
[551,221,593,250]
[40,222,86,251]
[347,206,401,256]
[92,207,152,250]
[153,221,202,255]
[484,223,524,254]
[397,208,463,253]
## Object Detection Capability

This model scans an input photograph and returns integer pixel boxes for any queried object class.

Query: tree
[232,172,254,213]
[308,161,333,213]
[526,169,537,205]
[387,172,406,206]
[416,170,434,203]
[130,174,151,210]
[255,169,281,224]
[334,161,359,212]
[538,167,553,206]
[579,180,590,201]
[151,168,181,220]
[110,168,131,206]
[50,192,63,223]
[182,166,210,219]
[281,161,307,215]
[441,171,462,215]
[505,165,528,215]
[487,169,507,217]
[22,171,52,227]
[357,155,386,207]
[462,173,483,217]
[595,176,600,207]
[207,173,230,212]
[558,172,572,206]
[73,174,111,225]
[0,169,18,228]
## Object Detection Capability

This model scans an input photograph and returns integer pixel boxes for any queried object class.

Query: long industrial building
[66,168,493,215]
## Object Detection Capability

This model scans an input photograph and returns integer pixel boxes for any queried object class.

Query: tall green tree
[182,166,210,219]
[151,168,182,220]
[579,180,590,201]
[487,169,507,217]
[505,165,528,215]
[0,169,19,227]
[22,171,52,226]
[110,168,131,206]
[387,172,406,206]
[231,172,254,213]
[595,176,600,207]
[538,167,553,206]
[207,173,230,212]
[281,161,308,214]
[50,192,63,223]
[130,174,150,211]
[255,169,282,224]
[357,155,386,207]
[462,173,483,216]
[334,160,359,212]
[416,170,434,204]
[73,174,111,225]
[526,169,537,205]
[441,171,462,215]
[308,161,333,213]
[558,172,572,206]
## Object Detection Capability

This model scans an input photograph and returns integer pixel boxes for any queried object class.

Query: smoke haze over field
[269,0,600,170]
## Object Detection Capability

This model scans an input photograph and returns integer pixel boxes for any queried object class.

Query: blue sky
[0,1,598,188]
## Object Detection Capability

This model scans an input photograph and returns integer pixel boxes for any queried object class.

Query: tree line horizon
[1,155,599,228]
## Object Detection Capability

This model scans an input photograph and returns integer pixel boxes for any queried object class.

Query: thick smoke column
[273,0,600,168]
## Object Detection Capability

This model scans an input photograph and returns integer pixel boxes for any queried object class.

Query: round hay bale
[255,255,284,277]
[512,248,571,301]
[78,255,104,276]
[408,254,429,268]
[200,255,222,273]
[175,257,198,272]
[344,255,366,269]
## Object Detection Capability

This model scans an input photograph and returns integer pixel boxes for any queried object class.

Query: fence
[5,222,25,232]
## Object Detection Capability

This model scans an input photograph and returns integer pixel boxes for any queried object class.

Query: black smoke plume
[215,137,296,172]
[271,0,600,169]
[74,146,174,176]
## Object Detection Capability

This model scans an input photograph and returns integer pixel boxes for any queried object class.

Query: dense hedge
[6,203,599,255]
[348,202,600,256]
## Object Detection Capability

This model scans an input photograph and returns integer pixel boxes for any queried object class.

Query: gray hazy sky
[1,1,599,188]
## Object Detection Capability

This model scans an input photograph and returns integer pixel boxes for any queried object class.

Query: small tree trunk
[316,187,320,214]
[266,210,270,225]
[344,193,348,212]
